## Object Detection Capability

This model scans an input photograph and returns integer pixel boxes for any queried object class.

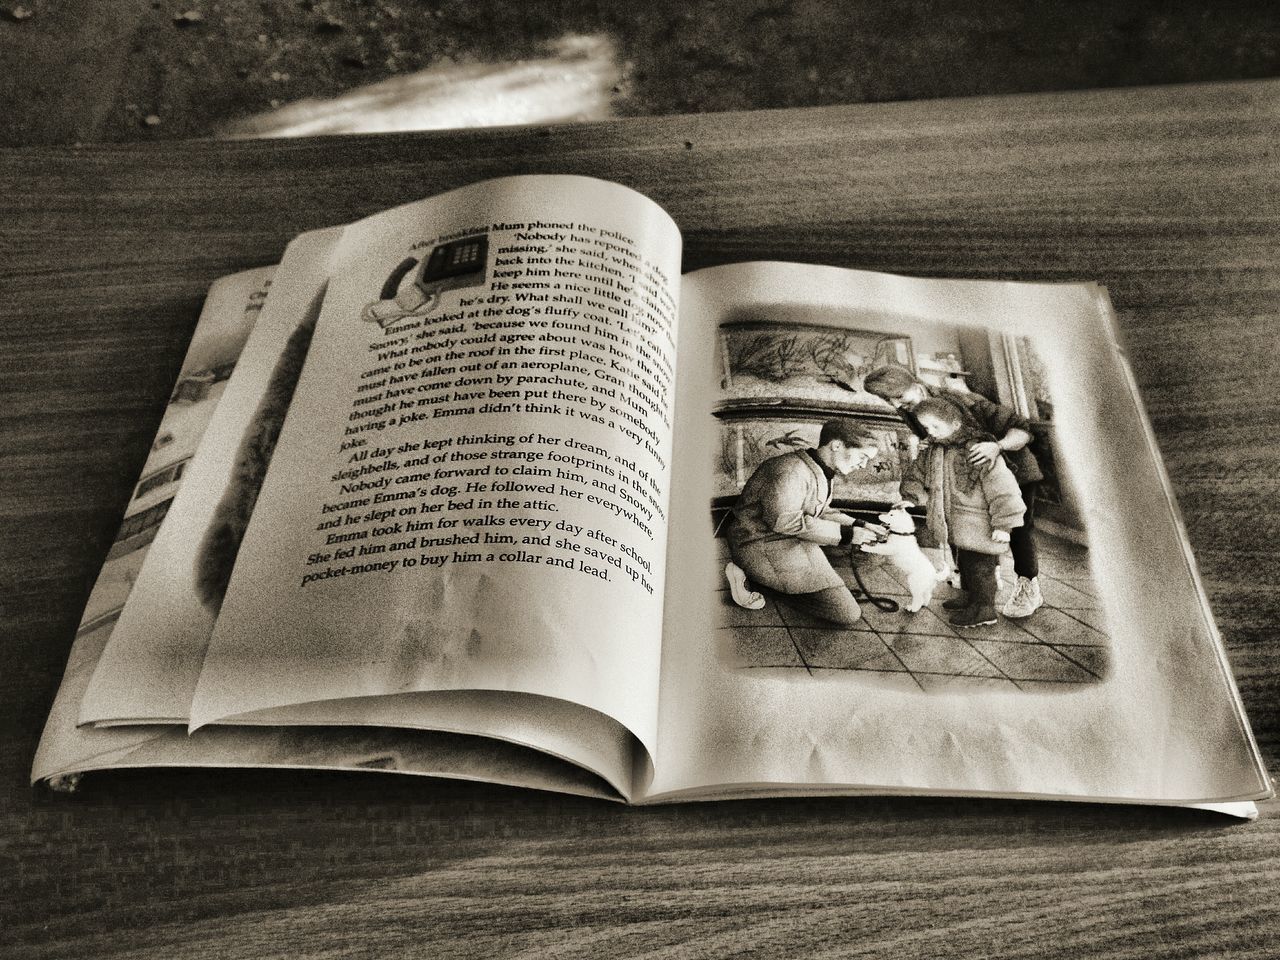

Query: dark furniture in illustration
[713,320,919,527]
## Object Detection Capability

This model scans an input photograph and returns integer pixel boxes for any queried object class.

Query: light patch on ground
[219,33,618,139]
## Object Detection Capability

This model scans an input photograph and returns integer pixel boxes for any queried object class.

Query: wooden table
[3,80,1277,958]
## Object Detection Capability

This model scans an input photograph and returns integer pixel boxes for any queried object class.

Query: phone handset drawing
[362,234,489,329]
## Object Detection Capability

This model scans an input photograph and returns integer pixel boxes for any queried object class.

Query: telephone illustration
[361,233,489,328]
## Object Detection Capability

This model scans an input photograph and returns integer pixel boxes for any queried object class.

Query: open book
[34,175,1272,814]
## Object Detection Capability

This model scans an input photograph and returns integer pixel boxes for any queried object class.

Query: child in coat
[899,397,1026,627]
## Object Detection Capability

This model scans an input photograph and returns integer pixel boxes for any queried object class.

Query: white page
[204,691,635,797]
[46,259,626,799]
[643,261,1269,806]
[40,602,616,800]
[75,226,636,794]
[190,176,681,760]
[80,230,342,725]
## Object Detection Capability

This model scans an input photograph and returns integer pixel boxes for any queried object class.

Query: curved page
[69,242,634,795]
[79,230,343,725]
[36,604,614,801]
[207,691,635,798]
[190,176,681,759]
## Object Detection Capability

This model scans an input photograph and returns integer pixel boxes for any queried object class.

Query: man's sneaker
[1002,576,1043,619]
[941,592,971,611]
[949,604,998,628]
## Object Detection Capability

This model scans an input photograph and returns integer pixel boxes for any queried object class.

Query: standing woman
[863,364,1044,618]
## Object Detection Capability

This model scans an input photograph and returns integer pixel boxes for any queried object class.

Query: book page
[79,229,342,725]
[41,262,621,801]
[642,261,1269,806]
[189,176,681,761]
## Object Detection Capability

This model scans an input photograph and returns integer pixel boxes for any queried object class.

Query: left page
[79,228,343,725]
[188,175,682,765]
[35,264,616,801]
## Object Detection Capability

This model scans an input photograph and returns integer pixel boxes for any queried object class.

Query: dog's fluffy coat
[858,506,939,612]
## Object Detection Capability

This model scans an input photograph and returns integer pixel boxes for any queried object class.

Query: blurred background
[2,0,1277,146]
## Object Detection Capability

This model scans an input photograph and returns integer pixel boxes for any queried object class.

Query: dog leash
[721,502,903,613]
[849,558,900,613]
[847,518,902,612]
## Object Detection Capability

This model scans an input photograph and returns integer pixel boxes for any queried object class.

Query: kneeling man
[725,419,883,626]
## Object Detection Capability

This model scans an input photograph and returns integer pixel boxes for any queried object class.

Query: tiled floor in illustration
[717,532,1110,692]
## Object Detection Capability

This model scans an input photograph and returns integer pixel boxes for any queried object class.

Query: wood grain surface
[2,80,1278,958]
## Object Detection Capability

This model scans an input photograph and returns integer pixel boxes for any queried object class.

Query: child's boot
[949,603,998,628]
[949,550,998,627]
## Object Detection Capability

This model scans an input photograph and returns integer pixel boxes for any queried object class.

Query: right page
[644,261,1271,806]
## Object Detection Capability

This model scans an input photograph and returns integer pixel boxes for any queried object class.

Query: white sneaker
[1002,576,1043,618]
[725,562,766,610]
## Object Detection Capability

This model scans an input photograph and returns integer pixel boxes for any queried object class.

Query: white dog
[857,505,939,613]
